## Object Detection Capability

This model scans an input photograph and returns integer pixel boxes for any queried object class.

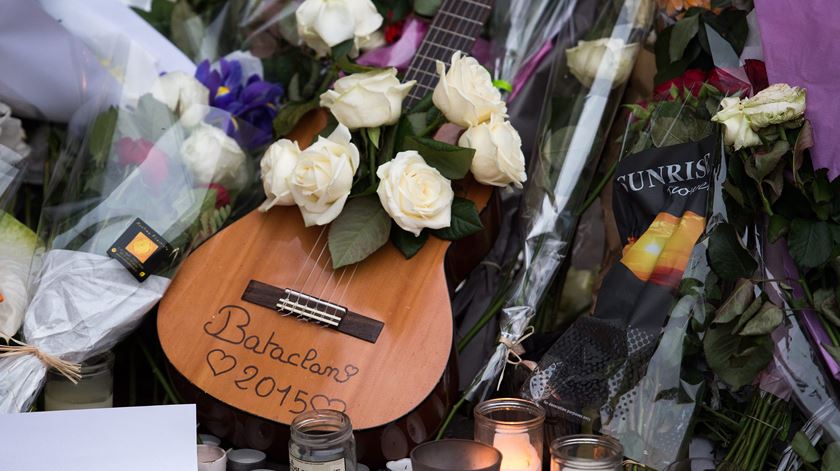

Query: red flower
[654,69,707,99]
[707,67,752,96]
[384,20,405,43]
[207,183,230,209]
[115,137,170,191]
[744,59,769,93]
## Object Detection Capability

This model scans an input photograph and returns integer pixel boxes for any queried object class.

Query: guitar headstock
[403,0,494,109]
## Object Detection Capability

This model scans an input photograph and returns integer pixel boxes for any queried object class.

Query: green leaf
[492,79,513,92]
[331,39,354,61]
[403,136,474,180]
[788,219,833,268]
[814,288,840,327]
[823,343,840,364]
[733,296,764,334]
[678,278,704,297]
[703,322,774,390]
[367,127,381,150]
[738,302,783,336]
[713,279,754,324]
[813,168,833,204]
[391,225,428,259]
[406,113,427,136]
[669,15,700,63]
[432,197,483,241]
[328,196,391,269]
[413,0,442,17]
[751,140,789,181]
[136,94,176,140]
[792,431,820,463]
[708,223,757,280]
[273,98,319,138]
[170,0,203,60]
[823,443,840,471]
[88,107,118,167]
[768,215,790,243]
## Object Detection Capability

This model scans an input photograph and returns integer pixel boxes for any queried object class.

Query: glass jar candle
[289,410,356,471]
[549,434,623,471]
[44,351,114,410]
[474,398,545,471]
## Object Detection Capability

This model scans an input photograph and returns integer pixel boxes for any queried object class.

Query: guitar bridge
[242,280,384,344]
[276,289,345,328]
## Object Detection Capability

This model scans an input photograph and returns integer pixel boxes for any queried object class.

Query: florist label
[107,218,172,282]
[201,304,353,416]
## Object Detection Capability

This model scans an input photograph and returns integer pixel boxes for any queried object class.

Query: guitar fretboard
[403,0,493,109]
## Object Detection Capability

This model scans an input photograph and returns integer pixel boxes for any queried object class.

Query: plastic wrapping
[0,145,34,340]
[520,85,722,468]
[462,0,652,404]
[0,45,265,413]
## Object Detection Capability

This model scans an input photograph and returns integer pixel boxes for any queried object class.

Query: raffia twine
[0,338,82,383]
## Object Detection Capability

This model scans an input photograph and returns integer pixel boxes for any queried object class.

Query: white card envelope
[0,404,198,471]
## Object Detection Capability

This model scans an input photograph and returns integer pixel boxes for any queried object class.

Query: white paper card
[0,404,198,471]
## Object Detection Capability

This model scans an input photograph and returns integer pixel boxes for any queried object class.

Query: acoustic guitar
[158,0,494,463]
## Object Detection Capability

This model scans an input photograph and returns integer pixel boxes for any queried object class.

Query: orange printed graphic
[125,232,158,263]
[620,211,705,288]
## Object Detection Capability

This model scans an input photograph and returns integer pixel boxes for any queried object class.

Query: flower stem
[434,394,467,440]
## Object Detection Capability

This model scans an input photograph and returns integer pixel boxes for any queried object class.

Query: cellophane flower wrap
[462,0,652,404]
[0,63,264,413]
[0,144,36,340]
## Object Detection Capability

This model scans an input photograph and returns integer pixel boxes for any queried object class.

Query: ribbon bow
[0,338,82,384]
[497,325,536,390]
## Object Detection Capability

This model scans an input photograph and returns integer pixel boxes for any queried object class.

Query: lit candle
[493,432,541,471]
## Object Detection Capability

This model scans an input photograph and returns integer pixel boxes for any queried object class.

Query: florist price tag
[107,218,172,282]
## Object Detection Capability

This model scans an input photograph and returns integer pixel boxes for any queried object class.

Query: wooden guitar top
[158,110,492,429]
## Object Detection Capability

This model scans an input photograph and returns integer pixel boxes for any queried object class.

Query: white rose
[712,97,762,150]
[459,114,527,188]
[433,52,507,127]
[296,0,383,58]
[0,102,30,159]
[258,139,301,212]
[376,151,454,236]
[290,124,360,226]
[181,123,247,189]
[320,68,415,129]
[741,83,806,129]
[151,71,209,127]
[565,38,640,89]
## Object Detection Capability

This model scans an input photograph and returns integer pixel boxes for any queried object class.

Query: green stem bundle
[723,392,791,471]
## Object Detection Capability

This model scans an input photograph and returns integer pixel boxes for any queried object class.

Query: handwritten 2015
[206,348,347,414]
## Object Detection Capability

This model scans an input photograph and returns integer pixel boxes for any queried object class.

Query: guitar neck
[403,0,494,109]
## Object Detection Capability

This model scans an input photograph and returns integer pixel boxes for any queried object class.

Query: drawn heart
[206,349,237,376]
[310,394,347,412]
[344,365,360,378]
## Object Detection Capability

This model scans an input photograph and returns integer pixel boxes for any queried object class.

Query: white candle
[493,432,541,471]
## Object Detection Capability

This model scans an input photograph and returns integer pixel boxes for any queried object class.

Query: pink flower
[115,137,170,191]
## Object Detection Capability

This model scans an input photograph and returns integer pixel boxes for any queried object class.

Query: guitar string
[404,0,453,103]
[296,0,487,316]
[298,154,357,322]
[286,225,327,316]
[406,0,481,103]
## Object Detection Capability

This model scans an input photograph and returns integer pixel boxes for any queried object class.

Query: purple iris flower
[195,59,283,149]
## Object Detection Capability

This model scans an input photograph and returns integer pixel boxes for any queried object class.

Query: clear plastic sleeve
[462,0,652,403]
[0,44,264,412]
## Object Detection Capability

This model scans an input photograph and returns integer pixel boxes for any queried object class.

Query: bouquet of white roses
[0,63,266,412]
[258,49,528,267]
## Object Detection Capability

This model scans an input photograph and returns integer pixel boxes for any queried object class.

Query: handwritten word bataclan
[203,305,360,384]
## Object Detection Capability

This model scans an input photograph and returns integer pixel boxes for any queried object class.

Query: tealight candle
[474,398,546,471]
[493,432,541,471]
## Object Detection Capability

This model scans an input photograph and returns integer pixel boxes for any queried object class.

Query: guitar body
[159,1,497,463]
[158,110,493,463]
